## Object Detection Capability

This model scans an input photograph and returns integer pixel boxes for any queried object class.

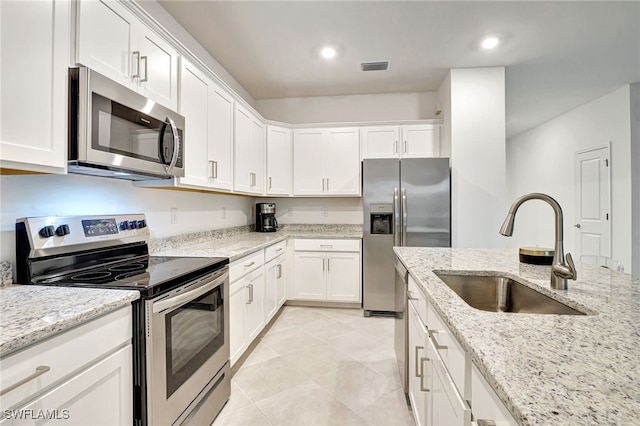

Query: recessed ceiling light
[321,47,336,59]
[481,36,501,50]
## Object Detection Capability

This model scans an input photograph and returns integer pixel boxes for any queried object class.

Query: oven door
[146,266,229,425]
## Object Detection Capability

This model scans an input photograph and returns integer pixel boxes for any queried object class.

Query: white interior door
[574,145,611,258]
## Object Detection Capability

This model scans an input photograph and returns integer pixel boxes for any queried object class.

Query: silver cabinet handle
[477,420,497,426]
[322,178,325,191]
[401,188,407,245]
[404,140,407,153]
[0,366,51,396]
[244,261,255,268]
[326,178,329,191]
[245,285,251,304]
[322,258,325,271]
[210,160,218,179]
[276,264,282,279]
[428,330,448,350]
[394,187,401,246]
[414,345,424,377]
[140,55,148,82]
[419,357,430,392]
[320,244,333,249]
[394,141,398,154]
[250,283,254,303]
[269,177,272,189]
[407,290,418,301]
[574,223,581,228]
[327,258,330,271]
[131,51,141,79]
[275,247,283,252]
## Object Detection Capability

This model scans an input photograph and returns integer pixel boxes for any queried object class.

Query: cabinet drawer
[0,306,132,410]
[408,274,428,326]
[294,239,360,252]
[427,300,467,396]
[230,250,264,282]
[265,241,286,263]
[471,364,518,425]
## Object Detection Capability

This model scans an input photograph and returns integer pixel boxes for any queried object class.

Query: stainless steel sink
[433,272,586,315]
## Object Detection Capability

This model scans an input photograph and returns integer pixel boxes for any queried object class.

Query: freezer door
[401,158,451,247]
[363,159,400,312]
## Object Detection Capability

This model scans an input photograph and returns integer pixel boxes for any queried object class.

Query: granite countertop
[393,247,640,425]
[0,286,139,357]
[150,224,363,261]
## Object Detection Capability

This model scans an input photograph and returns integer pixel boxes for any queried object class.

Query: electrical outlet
[170,208,178,224]
[322,207,328,217]
[222,207,226,219]
[288,208,293,216]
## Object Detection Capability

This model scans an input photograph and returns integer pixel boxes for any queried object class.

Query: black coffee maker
[256,203,277,232]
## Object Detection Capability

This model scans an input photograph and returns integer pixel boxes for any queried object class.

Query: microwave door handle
[163,116,180,175]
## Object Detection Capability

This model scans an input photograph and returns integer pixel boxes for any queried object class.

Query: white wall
[255,92,439,124]
[446,68,507,248]
[263,198,363,225]
[507,86,632,271]
[0,174,253,265]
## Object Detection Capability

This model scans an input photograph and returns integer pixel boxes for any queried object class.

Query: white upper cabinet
[234,104,265,195]
[266,126,292,196]
[178,59,233,191]
[361,124,441,159]
[0,0,69,173]
[293,127,360,196]
[76,0,179,110]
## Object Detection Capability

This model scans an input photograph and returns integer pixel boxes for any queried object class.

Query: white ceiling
[156,0,640,137]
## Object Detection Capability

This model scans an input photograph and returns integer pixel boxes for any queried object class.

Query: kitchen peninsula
[394,247,639,425]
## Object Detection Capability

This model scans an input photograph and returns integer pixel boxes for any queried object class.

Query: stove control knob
[129,220,138,229]
[137,220,146,229]
[119,221,130,230]
[55,224,70,236]
[39,226,55,238]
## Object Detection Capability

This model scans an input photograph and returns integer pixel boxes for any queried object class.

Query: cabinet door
[429,340,471,426]
[229,280,248,366]
[293,252,326,300]
[401,125,441,158]
[293,129,325,195]
[361,126,400,159]
[249,116,265,194]
[245,269,265,342]
[265,260,278,321]
[208,82,234,191]
[76,0,137,91]
[178,60,210,187]
[233,105,253,193]
[266,126,292,195]
[276,257,287,307]
[135,27,179,110]
[324,128,361,195]
[0,0,69,173]
[408,302,429,426]
[10,345,132,426]
[471,365,518,425]
[326,252,361,302]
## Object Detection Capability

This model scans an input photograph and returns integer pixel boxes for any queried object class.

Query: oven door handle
[151,270,227,314]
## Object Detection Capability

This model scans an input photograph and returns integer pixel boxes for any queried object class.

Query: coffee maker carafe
[256,203,277,232]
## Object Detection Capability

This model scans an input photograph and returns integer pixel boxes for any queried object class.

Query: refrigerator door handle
[402,187,408,245]
[394,187,401,246]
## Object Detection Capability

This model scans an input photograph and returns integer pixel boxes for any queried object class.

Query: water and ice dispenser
[370,204,393,235]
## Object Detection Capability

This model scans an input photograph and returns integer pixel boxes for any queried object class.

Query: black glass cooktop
[34,256,228,298]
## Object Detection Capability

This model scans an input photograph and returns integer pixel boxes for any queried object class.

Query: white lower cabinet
[265,253,286,322]
[408,300,429,426]
[0,307,133,425]
[471,366,518,426]
[293,239,361,303]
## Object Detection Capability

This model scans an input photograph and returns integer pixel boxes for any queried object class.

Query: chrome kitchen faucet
[499,193,577,290]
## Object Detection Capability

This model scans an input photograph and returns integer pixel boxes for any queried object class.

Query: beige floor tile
[260,326,324,356]
[281,343,358,378]
[212,404,272,426]
[356,389,416,426]
[255,381,369,426]
[217,380,254,418]
[239,341,280,369]
[296,315,356,341]
[325,330,396,363]
[313,363,402,414]
[232,356,310,403]
[361,357,403,385]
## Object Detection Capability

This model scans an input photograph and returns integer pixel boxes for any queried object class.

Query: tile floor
[213,306,416,426]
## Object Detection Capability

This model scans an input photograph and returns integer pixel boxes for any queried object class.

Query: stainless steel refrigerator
[363,157,451,314]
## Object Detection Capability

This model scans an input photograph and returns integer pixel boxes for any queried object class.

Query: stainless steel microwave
[68,67,185,180]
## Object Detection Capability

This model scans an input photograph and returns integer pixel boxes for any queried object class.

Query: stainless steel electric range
[15,214,230,426]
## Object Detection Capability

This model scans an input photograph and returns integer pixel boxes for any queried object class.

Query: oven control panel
[17,214,150,251]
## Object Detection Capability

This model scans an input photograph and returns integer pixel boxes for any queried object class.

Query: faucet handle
[565,253,577,280]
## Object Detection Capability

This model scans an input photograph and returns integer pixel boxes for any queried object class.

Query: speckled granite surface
[0,261,12,287]
[150,224,363,261]
[394,247,640,426]
[0,286,139,357]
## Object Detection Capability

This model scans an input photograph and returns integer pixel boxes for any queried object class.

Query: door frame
[573,142,612,259]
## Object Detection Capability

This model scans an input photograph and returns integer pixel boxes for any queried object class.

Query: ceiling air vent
[360,61,389,72]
